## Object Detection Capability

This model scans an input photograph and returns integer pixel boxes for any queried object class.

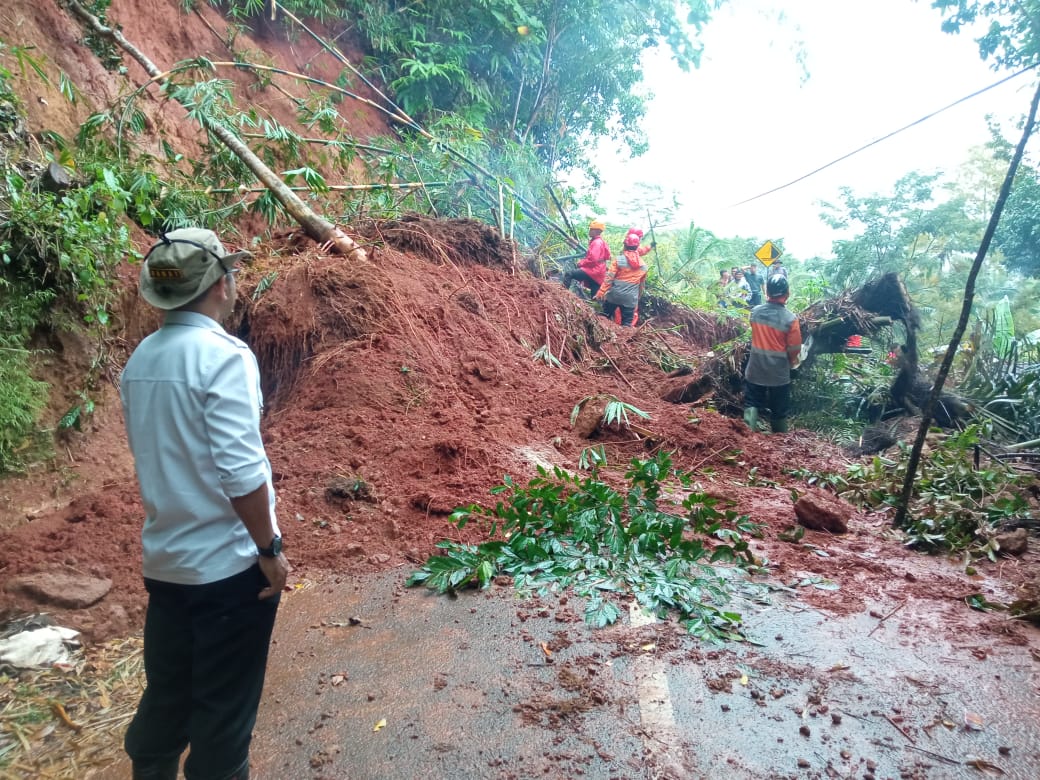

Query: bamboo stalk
[127,59,409,132]
[65,1,367,261]
[239,134,398,155]
[278,7,420,132]
[204,182,450,193]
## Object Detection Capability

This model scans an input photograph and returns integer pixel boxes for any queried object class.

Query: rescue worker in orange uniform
[744,275,801,433]
[563,219,611,298]
[596,228,652,326]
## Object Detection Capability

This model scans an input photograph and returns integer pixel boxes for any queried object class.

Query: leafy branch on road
[407,451,761,643]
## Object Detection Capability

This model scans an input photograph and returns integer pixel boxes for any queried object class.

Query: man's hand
[258,553,291,599]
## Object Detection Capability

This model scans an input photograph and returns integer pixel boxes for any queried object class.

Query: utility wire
[729,64,1040,208]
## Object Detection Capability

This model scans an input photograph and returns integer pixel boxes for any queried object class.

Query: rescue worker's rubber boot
[771,417,789,433]
[743,407,759,432]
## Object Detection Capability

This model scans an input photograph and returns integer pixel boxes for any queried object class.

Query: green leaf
[58,405,82,431]
[584,597,621,628]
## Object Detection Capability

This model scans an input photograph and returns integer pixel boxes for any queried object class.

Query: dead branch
[895,77,1040,527]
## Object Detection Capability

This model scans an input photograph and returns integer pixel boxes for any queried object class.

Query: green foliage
[81,0,125,72]
[790,348,897,441]
[185,0,724,198]
[814,151,1038,358]
[406,451,759,642]
[205,0,338,23]
[570,395,650,429]
[1,161,132,323]
[531,343,562,368]
[932,0,1040,69]
[818,172,977,291]
[992,155,1040,278]
[0,45,208,473]
[251,271,278,301]
[577,444,607,471]
[793,425,1035,555]
[58,391,96,432]
[959,318,1040,442]
[0,342,49,473]
[335,0,720,173]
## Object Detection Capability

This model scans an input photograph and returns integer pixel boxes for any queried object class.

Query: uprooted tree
[656,272,975,430]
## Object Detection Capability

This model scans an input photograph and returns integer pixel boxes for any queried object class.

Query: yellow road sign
[754,240,782,265]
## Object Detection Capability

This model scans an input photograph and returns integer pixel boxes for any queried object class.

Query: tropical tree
[817,172,979,292]
[992,156,1040,277]
[931,0,1040,69]
[337,0,725,175]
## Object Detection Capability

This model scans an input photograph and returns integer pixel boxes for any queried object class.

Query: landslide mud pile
[0,214,851,639]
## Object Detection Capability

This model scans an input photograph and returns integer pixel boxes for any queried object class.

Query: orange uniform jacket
[599,246,650,307]
[746,301,801,386]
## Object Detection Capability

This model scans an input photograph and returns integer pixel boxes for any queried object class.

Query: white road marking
[628,603,691,776]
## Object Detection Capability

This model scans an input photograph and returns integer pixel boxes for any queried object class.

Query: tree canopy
[931,0,1040,69]
[332,0,724,174]
[992,155,1040,276]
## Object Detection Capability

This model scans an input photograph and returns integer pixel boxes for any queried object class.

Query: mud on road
[88,567,1040,780]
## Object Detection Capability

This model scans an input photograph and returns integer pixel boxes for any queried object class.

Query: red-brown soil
[2,214,1038,655]
[1,0,1037,658]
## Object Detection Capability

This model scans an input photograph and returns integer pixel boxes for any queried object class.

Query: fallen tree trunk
[67,0,367,262]
[799,273,919,366]
[658,272,972,427]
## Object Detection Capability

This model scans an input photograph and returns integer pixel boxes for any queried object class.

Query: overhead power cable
[729,63,1040,208]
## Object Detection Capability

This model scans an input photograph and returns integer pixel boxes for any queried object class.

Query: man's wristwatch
[257,535,282,558]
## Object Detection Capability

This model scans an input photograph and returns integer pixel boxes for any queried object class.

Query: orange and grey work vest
[600,247,649,307]
[746,301,802,387]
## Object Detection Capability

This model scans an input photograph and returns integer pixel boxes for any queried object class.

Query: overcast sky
[592,0,1036,258]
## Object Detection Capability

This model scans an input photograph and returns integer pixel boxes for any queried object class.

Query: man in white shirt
[121,228,289,780]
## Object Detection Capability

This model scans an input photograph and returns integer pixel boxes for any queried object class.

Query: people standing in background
[563,219,611,298]
[769,259,788,278]
[731,268,752,310]
[716,268,732,308]
[744,264,764,307]
[597,227,652,327]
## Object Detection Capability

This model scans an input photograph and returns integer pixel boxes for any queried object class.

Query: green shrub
[793,424,1035,556]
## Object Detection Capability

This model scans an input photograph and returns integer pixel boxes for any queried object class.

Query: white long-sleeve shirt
[120,311,278,585]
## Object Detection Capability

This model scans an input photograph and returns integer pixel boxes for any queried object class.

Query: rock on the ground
[7,569,112,608]
[995,528,1029,556]
[793,490,851,534]
[570,396,608,439]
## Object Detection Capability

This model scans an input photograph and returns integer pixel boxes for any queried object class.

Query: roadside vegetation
[0,2,1037,562]
[1,2,1038,777]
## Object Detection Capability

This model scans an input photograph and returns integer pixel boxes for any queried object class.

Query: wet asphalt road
[92,568,1040,779]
